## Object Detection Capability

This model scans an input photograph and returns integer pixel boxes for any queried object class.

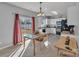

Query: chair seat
[59,50,77,57]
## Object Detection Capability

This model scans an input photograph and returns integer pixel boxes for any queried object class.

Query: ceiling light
[37,12,44,16]
[51,11,58,15]
[37,2,45,16]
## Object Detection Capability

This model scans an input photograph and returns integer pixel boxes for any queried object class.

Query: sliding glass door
[19,16,32,39]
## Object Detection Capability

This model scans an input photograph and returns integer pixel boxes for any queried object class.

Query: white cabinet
[46,28,56,34]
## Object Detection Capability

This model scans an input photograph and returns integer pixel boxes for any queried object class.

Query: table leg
[57,48,59,56]
[24,38,25,48]
[33,39,35,56]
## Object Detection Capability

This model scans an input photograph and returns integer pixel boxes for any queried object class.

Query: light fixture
[51,11,58,15]
[37,2,45,16]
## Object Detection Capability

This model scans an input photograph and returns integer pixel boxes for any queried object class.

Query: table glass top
[24,34,38,39]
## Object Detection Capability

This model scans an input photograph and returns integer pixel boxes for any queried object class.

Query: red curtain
[13,14,22,45]
[32,17,35,33]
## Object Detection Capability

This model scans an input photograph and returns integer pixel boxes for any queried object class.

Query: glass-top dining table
[23,34,39,56]
[23,33,51,56]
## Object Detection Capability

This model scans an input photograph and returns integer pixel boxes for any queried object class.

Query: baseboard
[0,43,13,50]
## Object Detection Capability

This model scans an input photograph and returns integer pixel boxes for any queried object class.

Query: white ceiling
[8,2,77,17]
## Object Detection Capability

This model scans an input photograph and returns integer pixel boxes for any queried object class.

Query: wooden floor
[0,45,21,57]
[0,34,79,57]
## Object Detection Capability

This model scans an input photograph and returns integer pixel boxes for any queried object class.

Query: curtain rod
[12,12,35,18]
